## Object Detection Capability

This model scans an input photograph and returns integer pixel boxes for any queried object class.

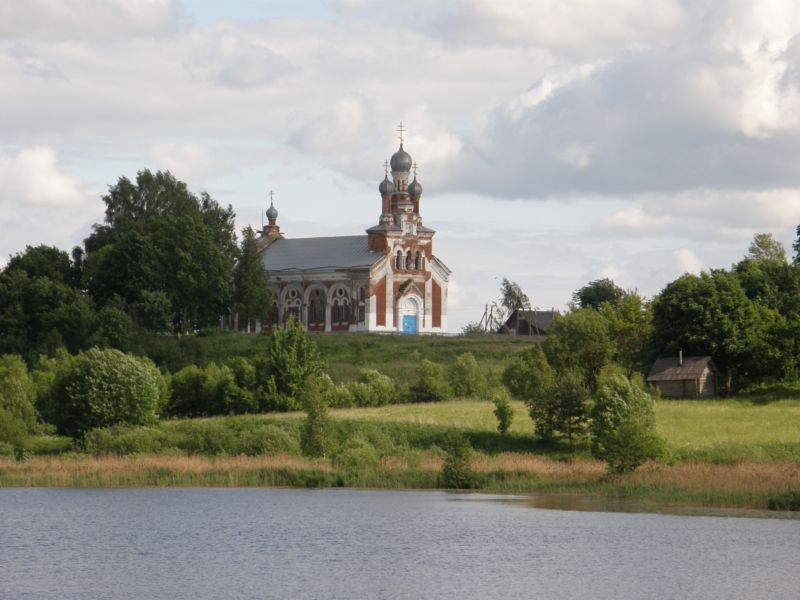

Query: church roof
[261,235,382,272]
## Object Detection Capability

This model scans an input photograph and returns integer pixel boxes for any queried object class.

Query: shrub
[168,362,255,417]
[52,348,164,437]
[82,425,170,455]
[0,354,38,445]
[491,387,514,434]
[264,317,326,400]
[410,359,452,403]
[348,369,397,407]
[300,376,333,457]
[31,349,72,425]
[334,440,380,470]
[449,352,486,398]
[239,425,300,456]
[440,431,481,489]
[767,490,800,511]
[502,345,554,401]
[590,375,665,473]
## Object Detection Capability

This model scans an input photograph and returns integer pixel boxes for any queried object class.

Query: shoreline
[2,453,798,515]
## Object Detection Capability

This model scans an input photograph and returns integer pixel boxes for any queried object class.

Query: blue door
[402,315,417,334]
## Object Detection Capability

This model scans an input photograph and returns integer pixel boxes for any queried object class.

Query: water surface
[1,488,798,599]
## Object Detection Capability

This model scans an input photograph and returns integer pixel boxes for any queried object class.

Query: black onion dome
[379,175,392,195]
[390,144,412,172]
[408,177,422,196]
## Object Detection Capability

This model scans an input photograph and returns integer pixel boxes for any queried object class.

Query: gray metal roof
[261,235,382,272]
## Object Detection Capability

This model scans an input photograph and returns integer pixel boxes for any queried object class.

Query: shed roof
[647,356,714,382]
[503,309,559,333]
[261,235,382,272]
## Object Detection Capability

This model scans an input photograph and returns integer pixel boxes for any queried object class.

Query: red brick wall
[374,277,386,326]
[432,281,441,328]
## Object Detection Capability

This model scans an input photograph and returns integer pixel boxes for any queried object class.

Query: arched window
[342,302,350,323]
[332,301,339,323]
[396,250,403,270]
[414,251,421,271]
[405,250,411,271]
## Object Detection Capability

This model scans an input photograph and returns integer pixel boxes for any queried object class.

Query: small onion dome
[266,201,278,220]
[408,177,422,197]
[390,143,413,172]
[379,175,393,195]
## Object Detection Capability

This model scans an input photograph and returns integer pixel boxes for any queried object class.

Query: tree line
[0,170,272,362]
[472,231,800,393]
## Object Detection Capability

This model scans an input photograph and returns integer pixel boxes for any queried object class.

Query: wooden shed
[501,309,559,336]
[647,355,717,399]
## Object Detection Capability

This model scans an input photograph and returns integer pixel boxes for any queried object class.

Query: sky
[1,0,800,332]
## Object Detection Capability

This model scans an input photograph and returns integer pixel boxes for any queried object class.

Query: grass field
[4,396,799,510]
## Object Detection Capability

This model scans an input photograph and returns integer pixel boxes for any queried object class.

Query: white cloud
[673,248,704,275]
[0,0,178,41]
[0,146,86,206]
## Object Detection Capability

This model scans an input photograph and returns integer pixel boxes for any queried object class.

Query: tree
[528,369,590,442]
[232,226,272,329]
[794,225,800,264]
[600,292,653,378]
[491,388,514,434]
[0,355,38,445]
[748,233,786,264]
[492,278,530,330]
[5,245,77,287]
[651,270,755,392]
[590,375,664,473]
[502,344,555,402]
[83,169,238,332]
[90,306,134,351]
[449,352,486,398]
[410,359,452,402]
[542,309,613,392]
[572,278,624,310]
[440,431,480,489]
[52,348,165,437]
[260,316,326,406]
[300,376,332,458]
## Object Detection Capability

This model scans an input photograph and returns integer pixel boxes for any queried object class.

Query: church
[255,136,450,334]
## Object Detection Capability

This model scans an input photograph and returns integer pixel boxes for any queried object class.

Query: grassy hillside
[136,329,536,381]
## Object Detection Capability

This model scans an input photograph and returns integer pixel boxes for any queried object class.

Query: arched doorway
[398,294,421,334]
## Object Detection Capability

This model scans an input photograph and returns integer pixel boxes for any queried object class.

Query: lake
[1,488,798,599]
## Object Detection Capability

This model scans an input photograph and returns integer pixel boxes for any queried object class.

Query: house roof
[504,309,559,333]
[647,356,714,382]
[260,235,382,272]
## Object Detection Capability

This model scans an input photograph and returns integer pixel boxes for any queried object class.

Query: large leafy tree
[600,292,653,378]
[651,270,756,392]
[572,278,624,310]
[84,170,237,332]
[542,309,613,392]
[232,226,272,329]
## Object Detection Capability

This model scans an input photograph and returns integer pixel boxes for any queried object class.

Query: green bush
[52,348,165,437]
[334,439,380,470]
[168,362,256,417]
[262,317,326,401]
[300,376,333,457]
[0,354,39,445]
[239,425,300,456]
[449,352,486,398]
[347,369,397,406]
[440,431,481,489]
[590,375,665,473]
[410,359,452,403]
[767,490,800,511]
[491,387,514,434]
[83,425,171,455]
